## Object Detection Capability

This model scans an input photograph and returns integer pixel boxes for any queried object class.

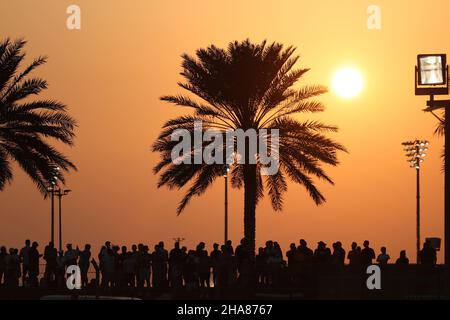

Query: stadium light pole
[402,140,429,262]
[223,164,230,244]
[415,54,450,266]
[47,165,60,244]
[56,189,71,252]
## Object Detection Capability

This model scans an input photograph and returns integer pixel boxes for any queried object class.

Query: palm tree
[0,38,76,195]
[434,112,445,171]
[153,40,346,256]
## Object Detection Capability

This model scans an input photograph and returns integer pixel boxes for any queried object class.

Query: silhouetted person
[287,243,297,268]
[4,248,20,287]
[361,240,375,266]
[270,242,283,285]
[314,241,331,264]
[184,250,199,290]
[255,247,265,285]
[286,243,298,282]
[0,246,7,285]
[159,242,169,287]
[19,239,31,286]
[64,244,78,267]
[395,250,409,265]
[123,249,137,288]
[78,244,91,288]
[169,242,184,288]
[332,241,346,267]
[376,246,390,265]
[99,242,111,264]
[225,240,234,255]
[130,244,138,286]
[152,243,168,288]
[196,242,210,288]
[101,247,116,288]
[263,241,275,284]
[347,242,360,267]
[44,241,57,284]
[137,245,151,288]
[219,244,234,287]
[117,246,127,287]
[112,245,121,287]
[90,257,100,288]
[295,238,313,286]
[28,241,41,287]
[210,243,222,287]
[419,240,437,266]
[235,238,252,285]
[55,251,65,288]
[98,245,106,282]
[297,239,313,264]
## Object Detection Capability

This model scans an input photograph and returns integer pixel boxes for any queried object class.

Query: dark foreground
[2,265,450,300]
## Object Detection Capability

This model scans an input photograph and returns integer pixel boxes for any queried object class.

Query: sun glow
[332,67,363,99]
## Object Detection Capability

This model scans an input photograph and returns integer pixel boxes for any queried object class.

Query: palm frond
[0,149,12,190]
[153,40,345,214]
[0,38,76,195]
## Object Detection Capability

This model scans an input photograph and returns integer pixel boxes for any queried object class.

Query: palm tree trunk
[243,163,257,259]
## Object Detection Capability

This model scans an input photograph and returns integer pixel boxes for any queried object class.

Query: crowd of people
[0,238,439,290]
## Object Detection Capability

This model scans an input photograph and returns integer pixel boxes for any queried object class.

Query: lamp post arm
[425,99,450,111]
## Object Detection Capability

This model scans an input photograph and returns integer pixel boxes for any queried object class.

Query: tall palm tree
[153,40,346,256]
[0,38,76,195]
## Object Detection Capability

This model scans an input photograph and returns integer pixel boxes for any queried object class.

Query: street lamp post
[48,166,60,244]
[173,237,186,246]
[56,189,71,252]
[223,164,230,244]
[415,53,450,266]
[402,140,429,262]
[50,186,55,244]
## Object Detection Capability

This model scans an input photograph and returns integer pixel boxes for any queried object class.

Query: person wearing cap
[314,241,331,264]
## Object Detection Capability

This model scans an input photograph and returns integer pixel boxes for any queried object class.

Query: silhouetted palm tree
[153,40,346,256]
[434,113,445,171]
[0,38,76,194]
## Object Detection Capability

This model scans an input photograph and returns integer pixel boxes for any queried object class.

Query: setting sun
[332,67,364,99]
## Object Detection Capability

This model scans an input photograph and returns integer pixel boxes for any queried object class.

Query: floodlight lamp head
[415,54,448,96]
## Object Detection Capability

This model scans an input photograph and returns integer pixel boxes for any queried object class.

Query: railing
[7,262,448,299]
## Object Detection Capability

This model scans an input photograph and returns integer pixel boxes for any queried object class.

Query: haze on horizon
[0,0,447,262]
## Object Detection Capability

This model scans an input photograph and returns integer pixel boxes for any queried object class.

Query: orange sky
[0,0,448,263]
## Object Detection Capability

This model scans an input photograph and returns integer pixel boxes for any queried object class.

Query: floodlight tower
[223,164,230,244]
[415,54,450,266]
[47,165,60,244]
[402,140,429,262]
[56,189,72,252]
